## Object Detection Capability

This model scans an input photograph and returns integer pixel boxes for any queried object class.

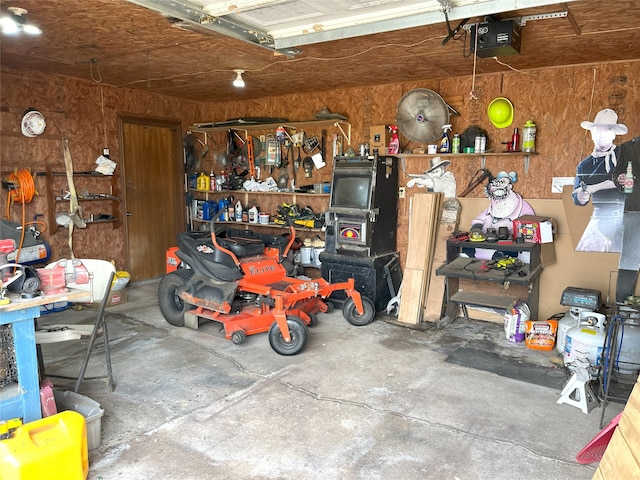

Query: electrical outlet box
[398,187,406,199]
[551,177,575,193]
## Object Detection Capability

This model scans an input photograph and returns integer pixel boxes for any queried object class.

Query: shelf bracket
[333,121,351,145]
[524,155,530,174]
[480,155,486,169]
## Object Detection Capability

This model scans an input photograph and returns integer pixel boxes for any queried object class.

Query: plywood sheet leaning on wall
[398,192,443,324]
[423,198,461,322]
[593,375,640,479]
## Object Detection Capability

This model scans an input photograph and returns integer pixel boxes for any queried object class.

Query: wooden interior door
[121,119,184,281]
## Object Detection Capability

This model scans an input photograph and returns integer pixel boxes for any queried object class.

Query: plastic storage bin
[54,389,104,450]
[0,410,89,480]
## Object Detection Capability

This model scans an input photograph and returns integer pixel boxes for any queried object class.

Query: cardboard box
[370,125,389,155]
[513,215,554,243]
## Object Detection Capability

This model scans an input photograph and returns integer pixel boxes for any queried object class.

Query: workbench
[0,290,86,423]
[436,240,542,322]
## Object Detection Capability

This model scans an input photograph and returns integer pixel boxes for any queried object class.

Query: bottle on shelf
[235,199,243,222]
[209,171,216,191]
[196,171,210,191]
[249,205,259,223]
[189,172,198,189]
[522,120,536,153]
[388,125,400,155]
[624,161,634,194]
[511,128,520,152]
[439,124,451,153]
[452,133,460,154]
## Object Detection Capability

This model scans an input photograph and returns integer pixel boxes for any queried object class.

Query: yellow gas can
[0,411,89,480]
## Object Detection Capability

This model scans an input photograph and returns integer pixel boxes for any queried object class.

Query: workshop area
[1,0,640,479]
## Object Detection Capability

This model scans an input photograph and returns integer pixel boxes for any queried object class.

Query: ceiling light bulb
[1,17,20,34]
[23,24,41,35]
[233,69,245,88]
[1,7,41,35]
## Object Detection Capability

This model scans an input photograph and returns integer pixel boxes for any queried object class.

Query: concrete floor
[38,280,624,480]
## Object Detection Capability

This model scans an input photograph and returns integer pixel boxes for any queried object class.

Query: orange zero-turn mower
[158,212,375,355]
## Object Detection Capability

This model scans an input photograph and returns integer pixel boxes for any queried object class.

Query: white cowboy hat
[425,156,451,173]
[580,108,628,135]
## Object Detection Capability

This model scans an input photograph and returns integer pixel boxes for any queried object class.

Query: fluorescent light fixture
[1,7,41,35]
[233,70,245,88]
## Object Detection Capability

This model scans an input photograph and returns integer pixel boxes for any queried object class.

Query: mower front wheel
[158,269,194,327]
[268,316,308,356]
[324,300,335,313]
[231,330,246,345]
[342,296,376,326]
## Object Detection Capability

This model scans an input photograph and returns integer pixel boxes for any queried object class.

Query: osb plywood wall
[184,59,640,269]
[1,60,638,277]
[1,67,205,271]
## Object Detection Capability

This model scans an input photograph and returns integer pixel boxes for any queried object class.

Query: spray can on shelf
[522,120,536,153]
[452,133,461,154]
[210,171,216,191]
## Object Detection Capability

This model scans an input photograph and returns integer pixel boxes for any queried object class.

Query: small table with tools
[436,239,542,322]
[0,290,86,423]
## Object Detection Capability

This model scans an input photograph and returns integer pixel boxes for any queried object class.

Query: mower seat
[218,236,264,258]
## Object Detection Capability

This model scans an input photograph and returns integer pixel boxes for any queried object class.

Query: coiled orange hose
[5,168,37,213]
[4,168,39,264]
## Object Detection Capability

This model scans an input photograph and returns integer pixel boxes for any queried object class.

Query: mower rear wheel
[308,313,318,327]
[342,296,376,326]
[268,316,308,356]
[158,269,194,327]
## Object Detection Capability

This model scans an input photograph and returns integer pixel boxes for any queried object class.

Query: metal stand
[598,303,640,428]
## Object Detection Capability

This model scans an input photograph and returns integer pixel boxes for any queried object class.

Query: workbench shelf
[436,240,542,321]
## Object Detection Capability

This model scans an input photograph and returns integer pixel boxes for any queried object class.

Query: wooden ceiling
[0,0,638,103]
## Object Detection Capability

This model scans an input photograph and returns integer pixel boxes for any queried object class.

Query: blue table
[0,290,86,423]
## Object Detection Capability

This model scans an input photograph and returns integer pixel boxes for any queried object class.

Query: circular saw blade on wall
[396,88,450,144]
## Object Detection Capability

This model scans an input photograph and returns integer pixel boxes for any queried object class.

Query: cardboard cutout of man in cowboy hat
[406,157,457,198]
[573,108,628,252]
[611,133,640,302]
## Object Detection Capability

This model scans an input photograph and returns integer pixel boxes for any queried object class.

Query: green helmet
[487,97,514,128]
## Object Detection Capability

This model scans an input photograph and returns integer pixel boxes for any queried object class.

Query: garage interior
[1,0,640,478]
